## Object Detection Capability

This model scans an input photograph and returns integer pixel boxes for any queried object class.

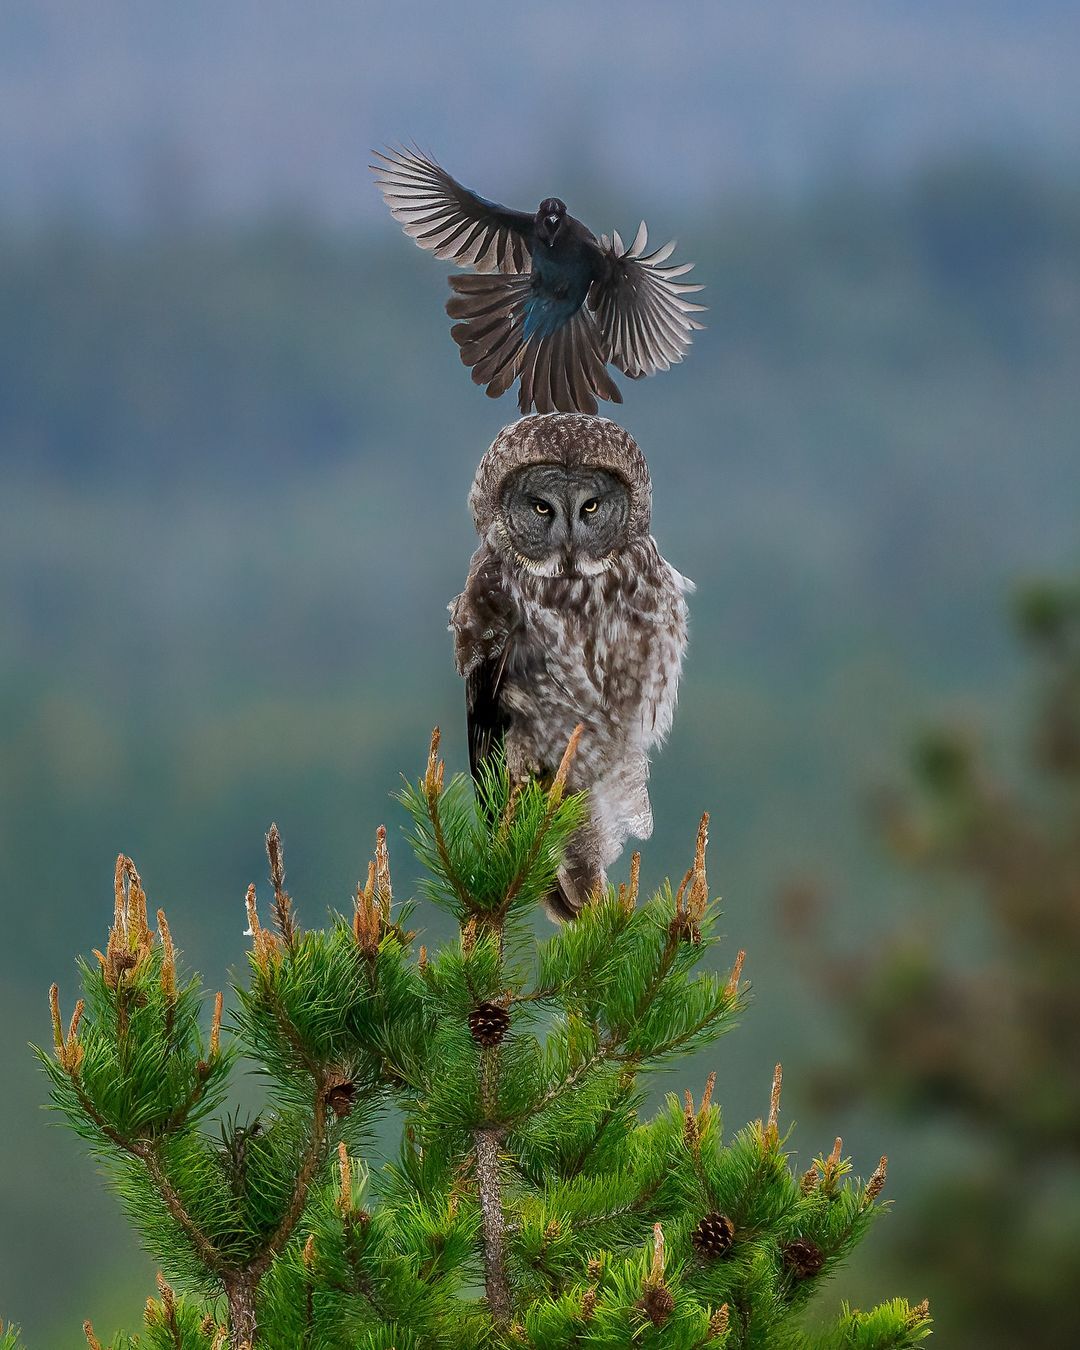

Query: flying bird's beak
[538,212,560,244]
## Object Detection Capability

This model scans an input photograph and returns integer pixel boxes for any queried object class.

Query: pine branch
[134,1142,230,1276]
[526,1036,620,1121]
[63,1054,230,1277]
[635,997,735,1062]
[157,1070,216,1137]
[558,1087,633,1180]
[424,780,476,917]
[569,1175,666,1233]
[499,726,582,922]
[262,977,324,1080]
[251,1082,331,1277]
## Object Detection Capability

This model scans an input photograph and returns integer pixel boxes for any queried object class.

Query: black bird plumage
[372,146,706,415]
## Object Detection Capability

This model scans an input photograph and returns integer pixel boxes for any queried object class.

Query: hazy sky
[2,0,1078,226]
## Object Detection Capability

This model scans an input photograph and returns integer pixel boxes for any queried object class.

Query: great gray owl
[449,413,691,920]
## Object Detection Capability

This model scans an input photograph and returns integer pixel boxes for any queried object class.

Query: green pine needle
[32,753,925,1348]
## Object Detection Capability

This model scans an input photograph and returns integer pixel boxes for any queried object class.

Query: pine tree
[36,730,930,1349]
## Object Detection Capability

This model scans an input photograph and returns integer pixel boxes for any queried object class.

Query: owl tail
[543,860,606,924]
[446,275,622,416]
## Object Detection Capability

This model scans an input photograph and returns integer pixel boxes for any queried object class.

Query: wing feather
[372,146,533,275]
[447,273,531,394]
[465,650,512,783]
[590,222,707,378]
[449,553,519,783]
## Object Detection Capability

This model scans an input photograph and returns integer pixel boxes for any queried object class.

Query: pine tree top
[34,732,930,1349]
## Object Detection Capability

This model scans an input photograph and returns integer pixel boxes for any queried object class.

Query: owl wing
[637,556,694,751]
[372,146,534,275]
[589,223,706,377]
[449,550,520,782]
[464,647,514,783]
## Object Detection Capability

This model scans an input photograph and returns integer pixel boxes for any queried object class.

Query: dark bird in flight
[372,147,705,416]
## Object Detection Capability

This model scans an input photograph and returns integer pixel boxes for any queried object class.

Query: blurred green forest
[2,158,1079,1347]
[787,578,1080,1348]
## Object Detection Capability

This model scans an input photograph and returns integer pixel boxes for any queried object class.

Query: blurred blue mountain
[1,1,1078,226]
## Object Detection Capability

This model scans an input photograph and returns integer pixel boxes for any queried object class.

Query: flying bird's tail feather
[517,308,622,416]
[447,275,621,415]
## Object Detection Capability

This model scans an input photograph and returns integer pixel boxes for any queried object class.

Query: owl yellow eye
[533,500,552,516]
[582,499,599,514]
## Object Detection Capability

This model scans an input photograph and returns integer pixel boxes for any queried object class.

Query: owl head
[469,414,652,578]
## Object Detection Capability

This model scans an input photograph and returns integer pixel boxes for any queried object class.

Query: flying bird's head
[535,197,566,247]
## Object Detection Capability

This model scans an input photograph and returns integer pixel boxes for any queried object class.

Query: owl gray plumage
[449,413,692,920]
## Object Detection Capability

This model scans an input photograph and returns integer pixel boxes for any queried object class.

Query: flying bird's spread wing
[371,146,534,275]
[591,223,706,378]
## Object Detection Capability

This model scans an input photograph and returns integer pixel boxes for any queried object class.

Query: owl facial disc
[497,463,631,577]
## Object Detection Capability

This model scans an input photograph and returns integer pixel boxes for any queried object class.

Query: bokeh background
[2,3,1078,1345]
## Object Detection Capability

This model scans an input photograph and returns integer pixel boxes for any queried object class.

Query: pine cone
[468,1000,510,1047]
[637,1285,675,1327]
[326,1074,357,1118]
[782,1237,825,1279]
[692,1211,735,1259]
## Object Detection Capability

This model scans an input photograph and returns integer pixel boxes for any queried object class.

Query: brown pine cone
[468,1000,510,1047]
[325,1074,357,1118]
[692,1212,735,1259]
[782,1237,825,1279]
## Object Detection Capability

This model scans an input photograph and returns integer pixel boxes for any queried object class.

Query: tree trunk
[474,1126,512,1328]
[225,1271,259,1348]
